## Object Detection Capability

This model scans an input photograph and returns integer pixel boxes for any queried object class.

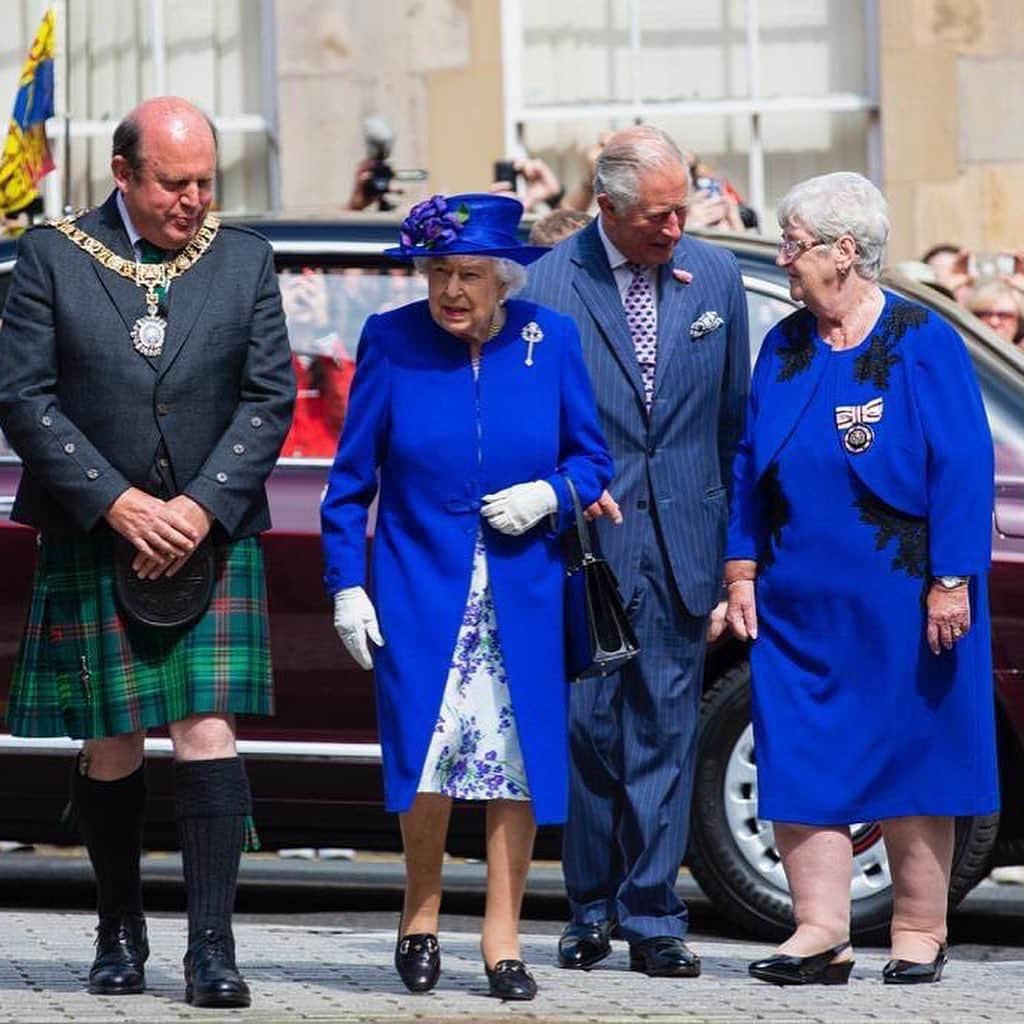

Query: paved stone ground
[1,911,1023,1023]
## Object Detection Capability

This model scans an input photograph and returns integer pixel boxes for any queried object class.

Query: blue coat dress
[727,291,1000,823]
[321,298,613,825]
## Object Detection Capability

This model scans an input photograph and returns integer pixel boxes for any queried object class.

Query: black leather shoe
[558,920,613,970]
[89,914,149,995]
[749,941,854,985]
[485,958,537,1000]
[184,929,251,1008]
[629,936,701,978]
[395,932,441,993]
[882,944,947,984]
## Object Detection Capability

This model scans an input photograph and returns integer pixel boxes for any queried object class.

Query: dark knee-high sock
[175,757,251,950]
[71,759,146,918]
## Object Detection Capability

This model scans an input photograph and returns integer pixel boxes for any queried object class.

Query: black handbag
[113,536,216,630]
[563,477,640,681]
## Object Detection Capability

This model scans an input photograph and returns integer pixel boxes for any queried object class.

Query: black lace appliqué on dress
[775,313,817,383]
[852,299,927,390]
[854,493,929,579]
[757,461,791,567]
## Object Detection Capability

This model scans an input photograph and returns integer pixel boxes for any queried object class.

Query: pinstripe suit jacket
[522,221,750,615]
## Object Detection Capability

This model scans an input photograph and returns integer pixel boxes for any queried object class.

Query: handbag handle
[563,476,595,565]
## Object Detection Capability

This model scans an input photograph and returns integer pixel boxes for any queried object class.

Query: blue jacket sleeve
[544,315,615,534]
[320,316,391,595]
[725,330,773,562]
[912,317,994,576]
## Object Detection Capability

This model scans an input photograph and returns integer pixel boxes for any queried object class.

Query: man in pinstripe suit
[521,125,749,977]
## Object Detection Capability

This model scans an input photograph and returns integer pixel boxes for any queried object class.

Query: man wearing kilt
[0,97,294,1008]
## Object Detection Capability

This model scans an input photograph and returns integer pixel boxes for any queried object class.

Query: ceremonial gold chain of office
[50,212,220,357]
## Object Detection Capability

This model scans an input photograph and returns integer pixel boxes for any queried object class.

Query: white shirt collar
[115,191,145,257]
[597,214,632,271]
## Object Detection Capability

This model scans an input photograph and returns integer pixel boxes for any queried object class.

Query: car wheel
[687,661,1000,942]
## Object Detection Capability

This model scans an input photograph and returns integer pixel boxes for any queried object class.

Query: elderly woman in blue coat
[321,194,613,1001]
[725,173,998,986]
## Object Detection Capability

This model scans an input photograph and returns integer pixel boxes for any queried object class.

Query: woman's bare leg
[480,799,536,967]
[773,822,853,959]
[882,815,953,963]
[399,793,452,935]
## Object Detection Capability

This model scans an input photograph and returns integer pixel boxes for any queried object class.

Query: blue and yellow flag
[0,8,57,217]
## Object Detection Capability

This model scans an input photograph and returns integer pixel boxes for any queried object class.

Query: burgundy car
[0,220,1021,941]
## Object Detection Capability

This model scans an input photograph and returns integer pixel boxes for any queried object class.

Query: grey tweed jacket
[0,192,295,540]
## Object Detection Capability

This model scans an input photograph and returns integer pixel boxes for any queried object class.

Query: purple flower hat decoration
[385,192,547,265]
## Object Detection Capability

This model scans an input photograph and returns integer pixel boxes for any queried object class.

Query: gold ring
[952,626,963,637]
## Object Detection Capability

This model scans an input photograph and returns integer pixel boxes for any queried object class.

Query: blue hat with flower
[384,192,547,265]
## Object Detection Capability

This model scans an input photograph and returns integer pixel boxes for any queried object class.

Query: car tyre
[687,661,1000,942]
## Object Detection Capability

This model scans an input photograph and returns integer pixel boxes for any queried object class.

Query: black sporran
[113,536,216,630]
[563,478,639,681]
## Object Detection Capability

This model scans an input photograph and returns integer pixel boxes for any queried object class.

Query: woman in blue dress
[320,193,612,1000]
[725,173,998,986]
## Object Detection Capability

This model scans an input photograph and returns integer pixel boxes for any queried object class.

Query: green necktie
[138,238,168,304]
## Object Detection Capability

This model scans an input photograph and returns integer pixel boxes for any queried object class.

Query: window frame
[500,0,882,226]
[40,0,279,217]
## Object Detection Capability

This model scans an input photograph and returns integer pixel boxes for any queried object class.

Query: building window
[501,0,879,229]
[0,0,277,216]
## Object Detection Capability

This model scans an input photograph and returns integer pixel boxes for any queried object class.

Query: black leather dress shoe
[749,941,854,985]
[629,936,701,978]
[394,932,441,993]
[485,958,537,1000]
[882,945,948,984]
[558,920,614,970]
[184,929,251,1008]
[89,914,149,995]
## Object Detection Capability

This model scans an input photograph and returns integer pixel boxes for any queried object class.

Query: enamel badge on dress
[521,321,543,366]
[835,396,883,454]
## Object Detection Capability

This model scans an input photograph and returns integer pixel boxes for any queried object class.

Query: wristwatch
[934,575,969,590]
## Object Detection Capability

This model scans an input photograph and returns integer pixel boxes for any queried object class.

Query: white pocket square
[690,311,724,339]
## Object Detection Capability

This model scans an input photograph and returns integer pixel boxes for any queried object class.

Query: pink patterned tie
[624,262,657,409]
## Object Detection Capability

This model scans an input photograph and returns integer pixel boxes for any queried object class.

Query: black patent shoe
[88,914,149,995]
[395,932,441,993]
[629,936,701,978]
[184,929,252,1008]
[485,958,537,1001]
[749,940,854,986]
[882,944,947,984]
[558,920,614,970]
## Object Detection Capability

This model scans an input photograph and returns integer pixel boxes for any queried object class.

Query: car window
[743,281,797,364]
[277,265,427,459]
[972,348,1024,482]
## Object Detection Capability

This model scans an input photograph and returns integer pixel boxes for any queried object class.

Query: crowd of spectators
[902,244,1024,351]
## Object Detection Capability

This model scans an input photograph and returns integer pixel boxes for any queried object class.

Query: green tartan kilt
[6,533,274,739]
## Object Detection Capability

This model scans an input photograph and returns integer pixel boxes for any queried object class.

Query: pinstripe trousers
[562,510,706,942]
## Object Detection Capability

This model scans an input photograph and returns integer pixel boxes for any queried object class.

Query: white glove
[333,587,384,670]
[481,480,558,536]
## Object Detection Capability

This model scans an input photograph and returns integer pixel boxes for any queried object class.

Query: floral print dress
[417,356,531,802]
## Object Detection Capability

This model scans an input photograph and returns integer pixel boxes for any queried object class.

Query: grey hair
[412,255,527,296]
[777,172,890,281]
[593,125,685,212]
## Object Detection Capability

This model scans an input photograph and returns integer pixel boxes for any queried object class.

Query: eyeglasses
[975,309,1019,321]
[777,238,829,263]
